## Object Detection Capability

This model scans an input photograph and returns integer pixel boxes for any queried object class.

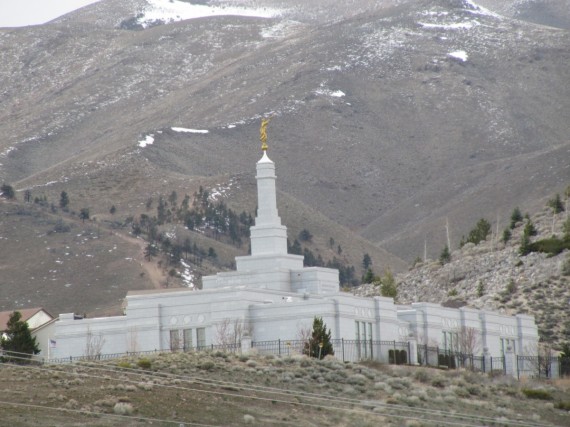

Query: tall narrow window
[183,328,193,351]
[196,327,206,349]
[170,330,180,351]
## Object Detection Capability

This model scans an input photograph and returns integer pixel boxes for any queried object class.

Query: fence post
[407,336,418,365]
[483,347,490,374]
[278,339,281,356]
[550,357,559,380]
[241,335,252,355]
[436,346,439,367]
[342,338,345,362]
[504,346,515,377]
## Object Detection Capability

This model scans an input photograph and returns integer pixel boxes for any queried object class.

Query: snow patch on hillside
[261,20,301,38]
[463,0,502,19]
[209,177,238,202]
[172,127,209,134]
[138,134,155,147]
[138,0,282,28]
[316,82,345,98]
[448,50,468,61]
[419,21,479,30]
[180,260,195,289]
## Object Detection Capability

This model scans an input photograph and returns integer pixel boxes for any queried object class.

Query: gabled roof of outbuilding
[0,307,53,331]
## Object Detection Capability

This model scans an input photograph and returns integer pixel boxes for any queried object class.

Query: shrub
[522,388,552,400]
[528,237,570,256]
[52,219,71,233]
[555,401,570,410]
[563,257,570,277]
[117,361,131,369]
[505,279,517,295]
[136,358,151,370]
[502,228,512,243]
[476,281,485,297]
[113,402,134,415]
[199,361,215,371]
[414,369,431,383]
[431,376,448,388]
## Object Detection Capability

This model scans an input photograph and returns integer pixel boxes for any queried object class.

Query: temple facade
[49,148,538,361]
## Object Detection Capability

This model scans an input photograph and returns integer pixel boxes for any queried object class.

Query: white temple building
[49,143,538,362]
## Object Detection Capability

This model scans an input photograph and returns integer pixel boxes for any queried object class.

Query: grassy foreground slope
[1,351,570,426]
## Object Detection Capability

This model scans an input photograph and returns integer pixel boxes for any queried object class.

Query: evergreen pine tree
[380,269,397,298]
[1,183,15,199]
[465,218,491,245]
[0,311,40,362]
[303,317,334,359]
[362,253,372,270]
[548,193,564,214]
[79,208,90,223]
[439,245,451,265]
[510,207,523,229]
[362,268,376,284]
[523,219,537,237]
[59,191,69,209]
[519,233,531,256]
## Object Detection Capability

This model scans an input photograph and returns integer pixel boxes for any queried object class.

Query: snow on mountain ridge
[137,0,284,28]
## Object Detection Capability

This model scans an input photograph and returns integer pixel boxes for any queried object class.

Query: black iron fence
[3,343,569,380]
[516,355,570,379]
[416,345,506,373]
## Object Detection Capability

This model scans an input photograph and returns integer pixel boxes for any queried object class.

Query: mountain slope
[0,0,569,315]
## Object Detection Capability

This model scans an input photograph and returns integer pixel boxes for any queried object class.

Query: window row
[169,327,206,351]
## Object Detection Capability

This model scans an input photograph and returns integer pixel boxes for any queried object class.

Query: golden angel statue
[260,117,271,151]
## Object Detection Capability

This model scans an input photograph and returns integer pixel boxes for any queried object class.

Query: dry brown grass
[1,351,569,426]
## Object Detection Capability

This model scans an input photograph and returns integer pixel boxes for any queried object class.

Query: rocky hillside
[354,190,570,349]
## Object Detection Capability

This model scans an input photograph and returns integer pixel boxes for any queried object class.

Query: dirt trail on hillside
[110,231,165,290]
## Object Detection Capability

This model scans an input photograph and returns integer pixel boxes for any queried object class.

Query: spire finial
[260,116,272,151]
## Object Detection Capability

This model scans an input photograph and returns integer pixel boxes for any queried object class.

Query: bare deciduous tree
[452,326,481,355]
[215,318,252,349]
[524,342,554,378]
[84,327,105,360]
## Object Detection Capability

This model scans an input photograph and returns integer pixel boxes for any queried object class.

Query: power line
[0,400,219,426]
[0,356,557,427]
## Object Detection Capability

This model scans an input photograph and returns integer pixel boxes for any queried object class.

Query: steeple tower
[202,118,338,294]
[233,119,304,273]
[249,151,288,255]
